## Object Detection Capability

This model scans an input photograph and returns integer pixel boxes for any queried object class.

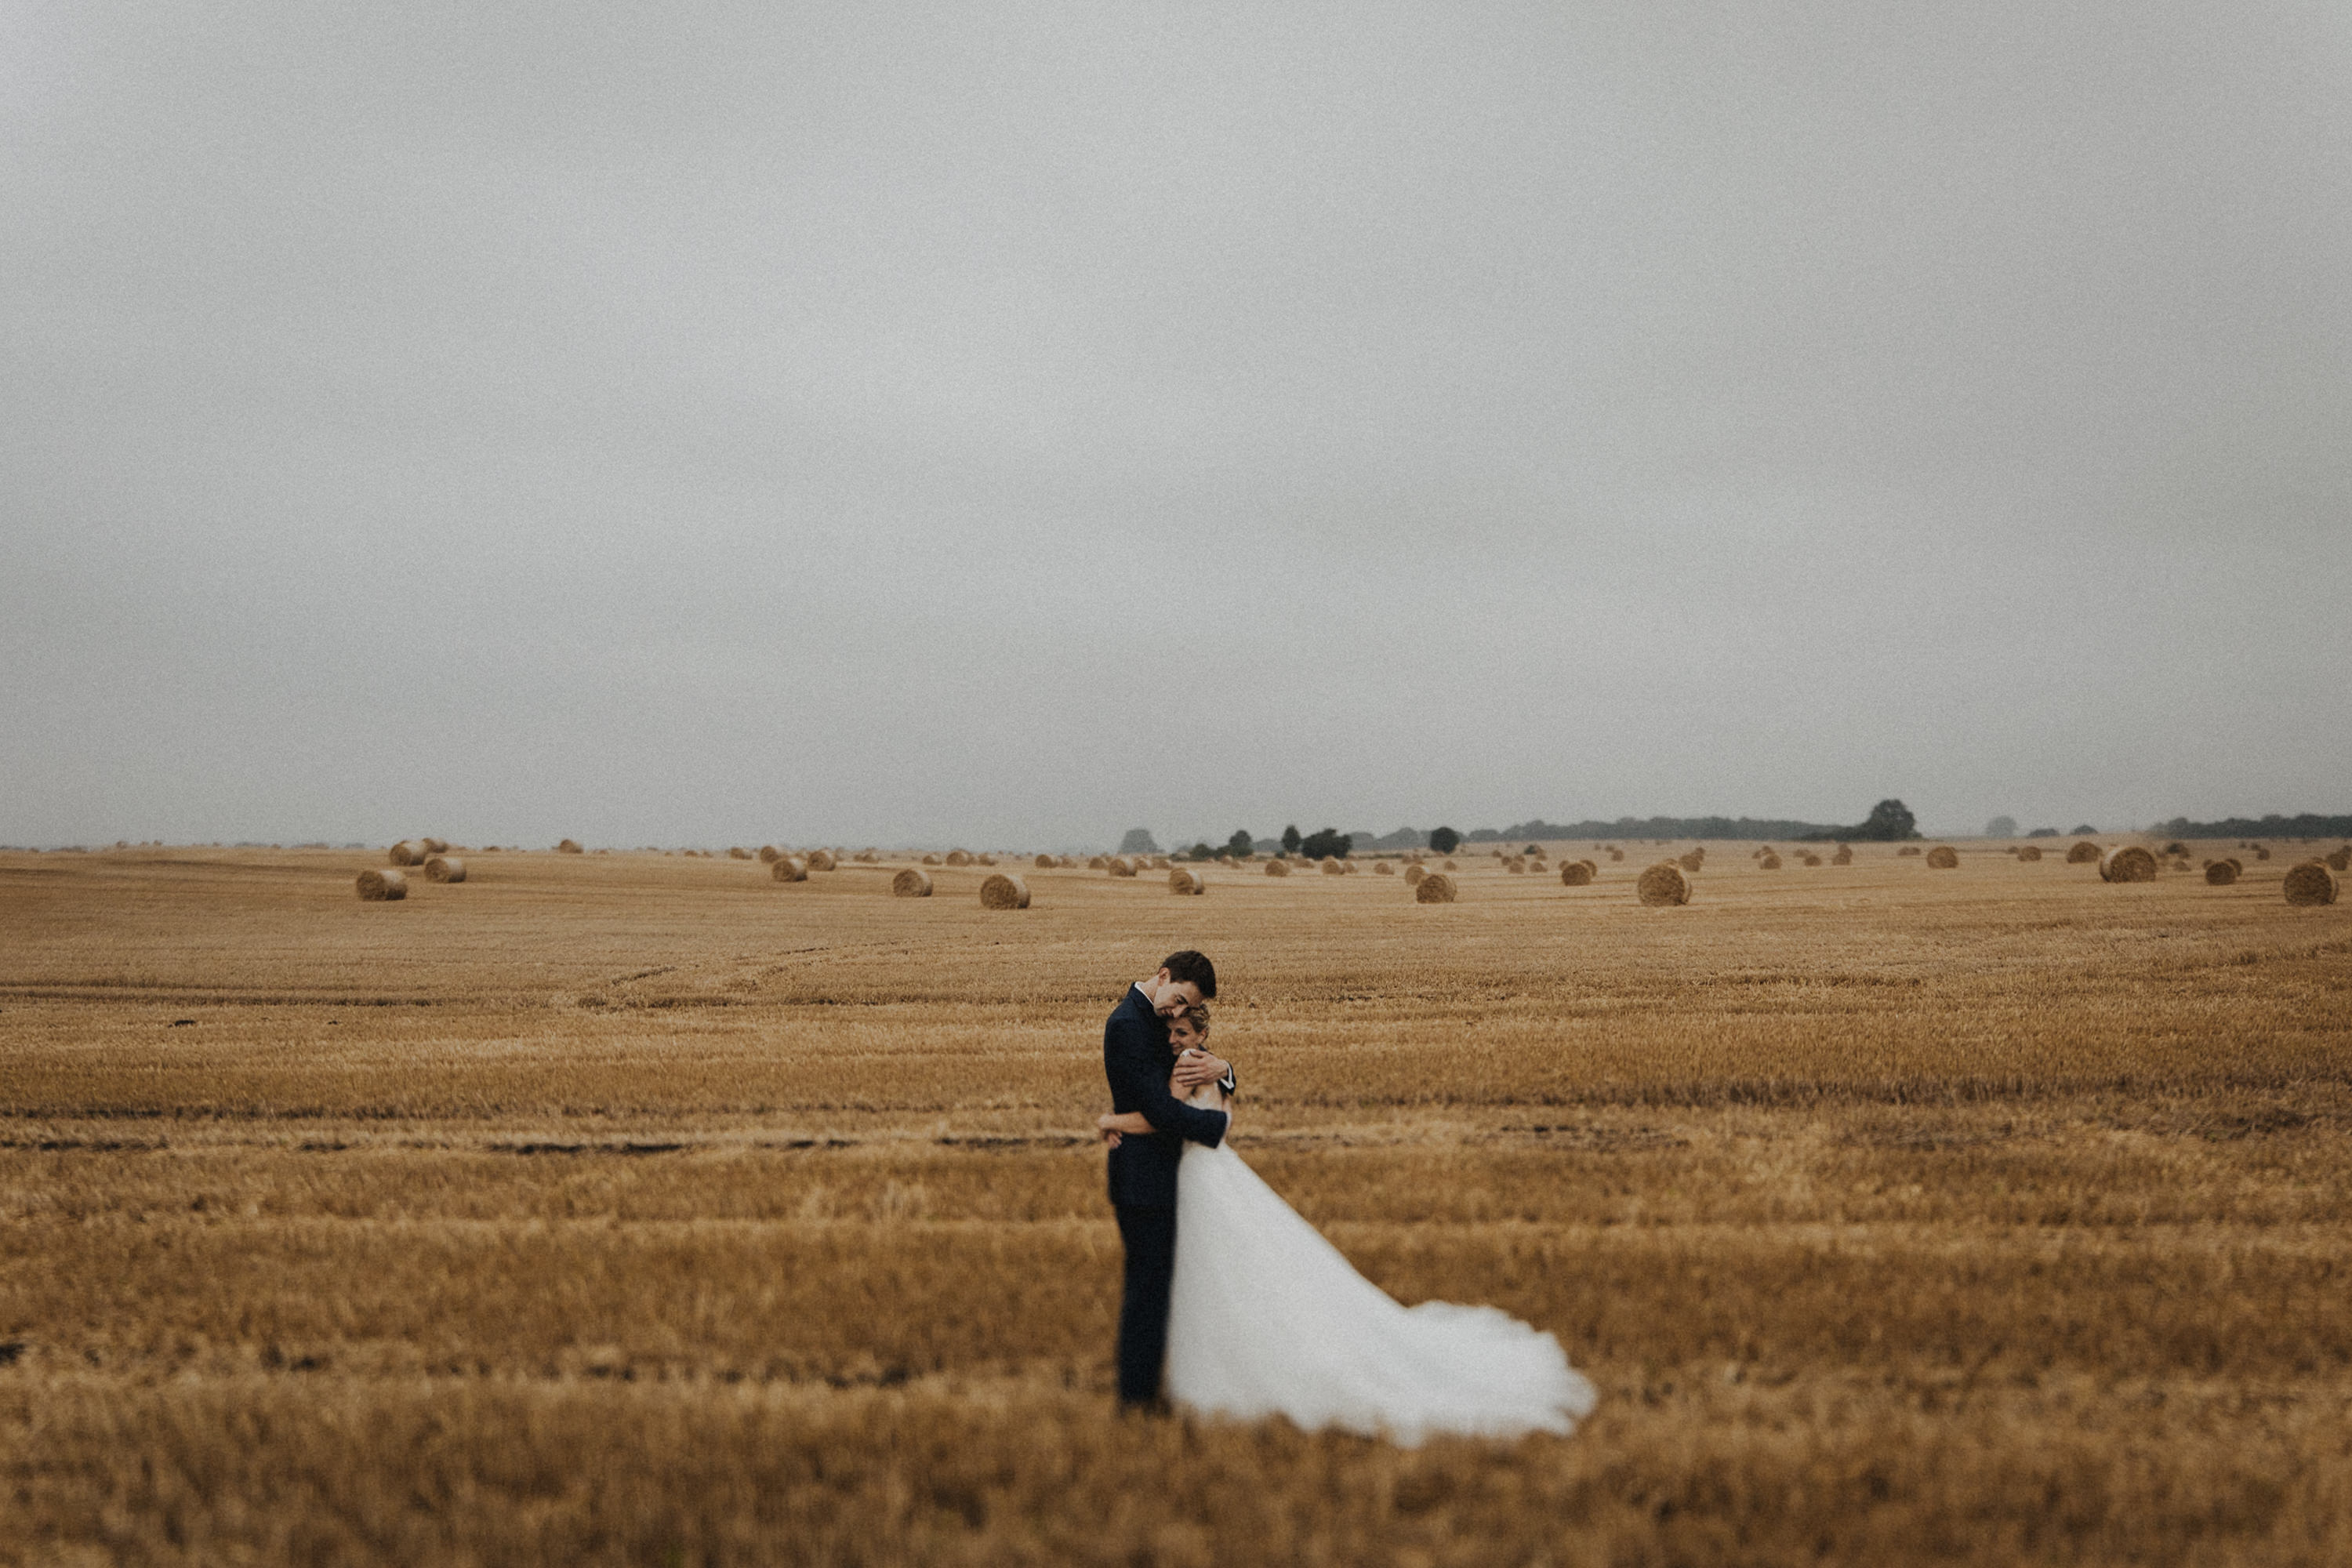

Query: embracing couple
[1097,950,1597,1445]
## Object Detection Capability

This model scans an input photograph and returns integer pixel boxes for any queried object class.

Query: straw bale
[978,873,1031,909]
[1505,858,1526,874]
[1089,855,1108,869]
[1925,846,1958,869]
[854,851,878,863]
[1799,852,1821,867]
[2328,848,2351,873]
[1607,848,1624,862]
[1151,856,1171,870]
[1677,850,1704,873]
[1897,846,1922,857]
[2204,860,2238,886]
[1403,864,1426,886]
[758,846,782,864]
[891,868,933,898]
[1342,860,1358,874]
[977,854,997,866]
[1758,853,1783,870]
[1169,867,1204,895]
[422,855,466,884]
[1266,858,1291,877]
[1322,858,1345,876]
[2253,846,2270,860]
[804,850,834,871]
[1375,861,1395,874]
[2098,845,2158,884]
[1414,872,1457,903]
[1109,858,1138,877]
[1443,859,1457,870]
[420,838,448,855]
[557,840,583,855]
[2016,844,2042,862]
[1036,854,1057,869]
[1831,844,1853,865]
[2282,861,2338,906]
[922,854,942,866]
[946,850,973,866]
[771,856,808,883]
[355,868,408,902]
[388,841,422,867]
[728,848,751,860]
[1559,860,1595,886]
[1637,862,1692,906]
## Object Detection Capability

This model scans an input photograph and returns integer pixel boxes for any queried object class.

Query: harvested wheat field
[2,842,2349,1565]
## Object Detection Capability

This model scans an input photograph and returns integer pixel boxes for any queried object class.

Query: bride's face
[1167,1014,1205,1054]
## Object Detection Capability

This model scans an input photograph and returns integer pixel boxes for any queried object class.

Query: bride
[1098,1004,1596,1446]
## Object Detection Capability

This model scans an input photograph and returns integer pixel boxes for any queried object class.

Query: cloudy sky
[5,2,2347,849]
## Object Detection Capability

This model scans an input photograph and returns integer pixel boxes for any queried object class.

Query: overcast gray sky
[5,2,2347,849]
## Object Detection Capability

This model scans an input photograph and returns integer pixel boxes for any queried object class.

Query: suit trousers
[1113,1203,1178,1406]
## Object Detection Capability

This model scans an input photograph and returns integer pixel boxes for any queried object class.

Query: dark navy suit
[1104,982,1234,1405]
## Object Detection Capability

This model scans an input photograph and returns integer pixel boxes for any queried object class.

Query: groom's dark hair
[1160,949,1217,999]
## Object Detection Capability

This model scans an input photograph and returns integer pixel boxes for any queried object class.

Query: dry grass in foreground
[2,842,2348,1565]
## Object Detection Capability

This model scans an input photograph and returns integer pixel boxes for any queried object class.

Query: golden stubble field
[2,841,2348,1566]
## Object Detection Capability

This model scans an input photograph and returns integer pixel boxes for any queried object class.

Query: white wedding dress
[1163,1101,1596,1446]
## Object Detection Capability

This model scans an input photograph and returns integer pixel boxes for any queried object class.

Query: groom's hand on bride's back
[1171,1048,1230,1089]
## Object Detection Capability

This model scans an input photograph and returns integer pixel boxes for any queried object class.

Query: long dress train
[1163,1137,1596,1446]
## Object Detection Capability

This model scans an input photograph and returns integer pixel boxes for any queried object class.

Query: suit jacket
[1103,983,1235,1207]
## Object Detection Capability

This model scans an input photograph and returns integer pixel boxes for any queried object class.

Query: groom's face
[1147,972,1202,1018]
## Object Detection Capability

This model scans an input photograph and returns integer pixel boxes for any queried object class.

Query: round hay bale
[1897,846,1922,857]
[979,873,1031,909]
[1443,859,1457,870]
[1608,848,1624,862]
[1169,867,1204,895]
[1758,853,1783,870]
[2225,857,2244,873]
[2204,860,2238,886]
[1321,858,1345,876]
[1831,845,1852,866]
[1414,872,1457,903]
[420,838,449,855]
[771,855,808,883]
[977,854,996,866]
[1560,860,1595,886]
[1034,854,1055,869]
[757,845,782,864]
[1265,858,1291,877]
[2065,840,2101,864]
[728,847,751,860]
[2098,845,2158,884]
[854,850,879,863]
[946,850,973,867]
[804,850,835,871]
[1637,862,1691,906]
[1505,858,1526,874]
[1150,856,1171,871]
[891,868,933,898]
[2282,862,2339,906]
[1925,846,1958,869]
[1111,857,1140,877]
[1403,863,1427,886]
[1375,860,1395,875]
[1798,852,1821,867]
[388,841,421,867]
[921,854,942,866]
[422,855,466,884]
[2253,845,2270,861]
[1676,850,1704,873]
[2327,848,2351,873]
[356,868,408,902]
[2016,844,2042,862]
[1088,855,1108,869]
[556,839,583,855]
[1342,860,1359,874]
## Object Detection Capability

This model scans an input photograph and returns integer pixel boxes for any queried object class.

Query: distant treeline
[1465,815,1843,843]
[2153,813,2352,839]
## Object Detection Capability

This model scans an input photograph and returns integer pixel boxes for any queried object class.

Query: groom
[1103,949,1235,1410]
